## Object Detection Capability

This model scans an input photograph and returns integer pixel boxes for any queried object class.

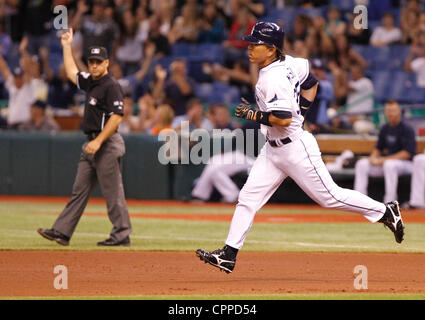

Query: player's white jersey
[255,55,310,141]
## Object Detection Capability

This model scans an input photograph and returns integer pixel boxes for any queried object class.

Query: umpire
[37,28,132,246]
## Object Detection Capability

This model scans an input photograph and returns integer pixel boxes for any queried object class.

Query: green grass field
[1,199,424,300]
[1,200,424,253]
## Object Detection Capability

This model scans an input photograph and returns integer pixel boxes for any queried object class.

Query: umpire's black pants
[53,133,132,242]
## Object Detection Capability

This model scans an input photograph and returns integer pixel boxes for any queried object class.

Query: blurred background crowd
[0,0,424,136]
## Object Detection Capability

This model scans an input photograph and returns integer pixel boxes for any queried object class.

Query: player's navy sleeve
[301,72,319,90]
[105,83,124,116]
[76,72,91,91]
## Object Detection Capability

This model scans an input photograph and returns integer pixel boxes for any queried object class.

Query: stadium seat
[371,71,391,102]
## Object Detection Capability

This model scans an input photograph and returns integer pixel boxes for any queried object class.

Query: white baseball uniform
[409,153,425,208]
[225,56,387,250]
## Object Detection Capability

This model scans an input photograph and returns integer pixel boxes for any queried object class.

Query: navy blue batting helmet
[243,22,285,52]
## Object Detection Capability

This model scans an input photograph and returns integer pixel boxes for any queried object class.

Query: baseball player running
[196,22,405,274]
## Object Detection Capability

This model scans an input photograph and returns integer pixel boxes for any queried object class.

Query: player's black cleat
[37,228,70,246]
[196,245,236,274]
[380,201,405,244]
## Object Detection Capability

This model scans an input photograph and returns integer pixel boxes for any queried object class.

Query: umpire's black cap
[243,22,285,52]
[87,46,108,61]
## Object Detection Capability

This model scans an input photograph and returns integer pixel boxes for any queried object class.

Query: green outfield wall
[0,132,411,203]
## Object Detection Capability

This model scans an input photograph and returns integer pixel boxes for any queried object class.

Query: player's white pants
[225,131,387,250]
[354,158,413,203]
[409,154,425,208]
[192,151,255,203]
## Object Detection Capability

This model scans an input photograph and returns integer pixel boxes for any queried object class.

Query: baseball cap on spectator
[13,67,24,77]
[87,46,108,61]
[311,58,325,70]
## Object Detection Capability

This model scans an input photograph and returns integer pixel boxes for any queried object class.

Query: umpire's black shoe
[379,201,405,244]
[37,228,70,246]
[97,236,130,247]
[196,245,236,274]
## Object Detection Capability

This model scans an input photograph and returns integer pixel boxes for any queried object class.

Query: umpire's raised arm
[61,28,79,86]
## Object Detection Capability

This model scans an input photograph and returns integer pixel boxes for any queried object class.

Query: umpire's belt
[268,137,292,148]
[86,132,101,141]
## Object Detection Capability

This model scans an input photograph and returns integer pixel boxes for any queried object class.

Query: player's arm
[0,53,11,82]
[61,28,79,86]
[299,72,319,117]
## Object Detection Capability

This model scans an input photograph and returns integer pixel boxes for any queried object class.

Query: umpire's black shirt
[76,71,124,134]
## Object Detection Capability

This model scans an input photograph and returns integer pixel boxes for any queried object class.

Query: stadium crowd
[0,0,424,136]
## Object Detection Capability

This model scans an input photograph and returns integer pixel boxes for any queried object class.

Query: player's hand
[61,28,74,48]
[235,98,257,121]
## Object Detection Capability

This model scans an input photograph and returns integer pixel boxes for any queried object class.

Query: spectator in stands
[333,34,367,71]
[0,53,35,129]
[222,5,255,65]
[370,12,402,47]
[203,59,256,103]
[291,14,312,42]
[346,13,371,45]
[154,1,174,36]
[137,92,157,132]
[207,103,237,130]
[164,59,196,117]
[149,103,175,135]
[109,41,155,98]
[401,0,422,38]
[72,0,120,61]
[45,63,79,111]
[20,0,52,56]
[40,44,77,111]
[18,100,60,132]
[327,60,349,110]
[168,2,199,44]
[325,6,347,39]
[305,15,334,62]
[0,20,12,58]
[197,3,226,44]
[401,7,420,45]
[235,0,265,19]
[135,5,151,44]
[354,101,416,203]
[344,64,375,133]
[172,98,213,132]
[148,64,168,104]
[404,147,425,209]
[115,10,144,75]
[404,31,425,88]
[305,59,334,133]
[418,12,425,33]
[118,95,142,134]
[145,15,171,58]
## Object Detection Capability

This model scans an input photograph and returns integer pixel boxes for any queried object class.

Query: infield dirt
[1,251,424,297]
